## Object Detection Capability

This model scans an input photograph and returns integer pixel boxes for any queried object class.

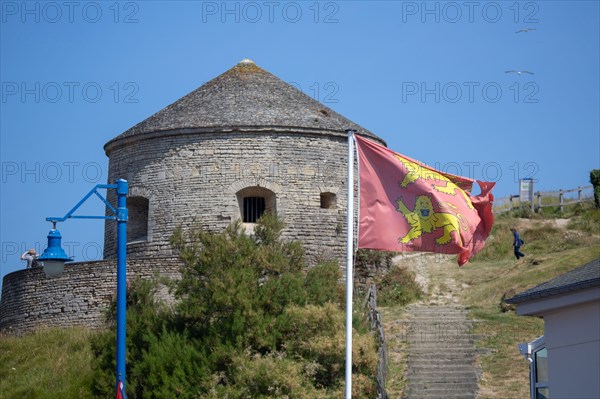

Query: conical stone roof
[105,59,382,153]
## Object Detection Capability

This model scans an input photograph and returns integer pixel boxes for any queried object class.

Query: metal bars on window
[243,197,266,223]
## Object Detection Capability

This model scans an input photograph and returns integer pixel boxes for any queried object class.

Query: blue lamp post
[38,179,128,397]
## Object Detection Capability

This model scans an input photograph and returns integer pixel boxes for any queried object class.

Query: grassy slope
[460,247,599,398]
[0,327,95,399]
[380,204,599,399]
[456,207,600,398]
[1,206,598,398]
[379,305,409,398]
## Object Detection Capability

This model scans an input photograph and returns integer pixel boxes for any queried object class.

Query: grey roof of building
[505,258,600,304]
[105,59,382,151]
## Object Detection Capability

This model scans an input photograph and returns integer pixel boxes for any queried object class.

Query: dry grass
[457,243,600,398]
[0,327,95,399]
[379,208,600,399]
[379,305,410,398]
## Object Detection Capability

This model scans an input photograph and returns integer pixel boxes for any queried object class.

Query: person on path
[510,227,525,260]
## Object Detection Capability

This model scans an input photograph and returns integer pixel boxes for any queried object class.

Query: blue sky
[1,1,599,284]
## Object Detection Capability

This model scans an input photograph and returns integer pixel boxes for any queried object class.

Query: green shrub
[91,215,378,398]
[355,249,393,270]
[91,278,174,398]
[568,207,600,234]
[590,169,600,208]
[377,266,424,306]
[172,217,310,353]
[213,352,326,399]
[280,303,376,391]
[509,205,534,219]
[304,261,344,306]
[130,329,210,399]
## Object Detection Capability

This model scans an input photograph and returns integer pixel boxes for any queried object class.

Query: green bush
[377,266,424,306]
[211,352,327,399]
[172,217,309,353]
[91,278,177,398]
[91,215,378,398]
[280,303,376,391]
[591,169,600,208]
[355,249,393,270]
[510,204,535,219]
[304,261,344,306]
[568,207,600,234]
[130,329,210,399]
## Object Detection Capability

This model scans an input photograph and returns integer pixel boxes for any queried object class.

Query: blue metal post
[115,179,128,393]
[43,179,129,396]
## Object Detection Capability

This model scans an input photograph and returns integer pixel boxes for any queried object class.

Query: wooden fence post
[493,186,594,215]
[559,189,564,212]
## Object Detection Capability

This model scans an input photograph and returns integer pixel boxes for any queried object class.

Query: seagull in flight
[516,28,537,33]
[505,70,535,75]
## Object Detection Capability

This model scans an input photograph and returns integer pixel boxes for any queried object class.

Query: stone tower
[0,60,387,333]
[103,59,385,265]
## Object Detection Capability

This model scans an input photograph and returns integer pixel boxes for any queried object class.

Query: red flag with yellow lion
[355,134,495,266]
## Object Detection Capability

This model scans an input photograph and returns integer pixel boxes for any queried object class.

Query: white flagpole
[345,128,356,399]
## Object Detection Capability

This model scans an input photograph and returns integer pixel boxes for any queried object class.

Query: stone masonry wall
[0,257,182,334]
[104,131,368,267]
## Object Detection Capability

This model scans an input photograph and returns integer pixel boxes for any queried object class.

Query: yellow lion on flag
[395,155,474,210]
[396,195,468,245]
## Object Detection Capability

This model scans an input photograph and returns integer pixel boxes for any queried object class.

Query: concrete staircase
[402,304,480,399]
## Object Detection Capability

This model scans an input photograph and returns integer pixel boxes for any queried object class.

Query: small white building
[506,258,600,399]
